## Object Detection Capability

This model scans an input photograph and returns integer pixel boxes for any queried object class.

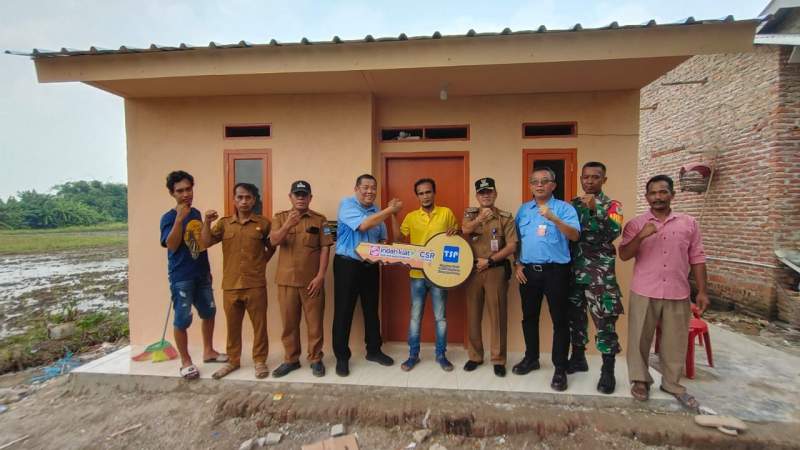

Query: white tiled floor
[76,342,671,402]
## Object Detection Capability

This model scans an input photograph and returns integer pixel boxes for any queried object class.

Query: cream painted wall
[126,93,374,352]
[375,91,640,354]
[126,89,639,359]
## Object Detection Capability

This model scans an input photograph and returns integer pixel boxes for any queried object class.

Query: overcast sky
[0,0,764,199]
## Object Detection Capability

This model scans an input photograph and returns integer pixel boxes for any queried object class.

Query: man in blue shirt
[332,174,403,377]
[160,170,226,380]
[514,167,580,391]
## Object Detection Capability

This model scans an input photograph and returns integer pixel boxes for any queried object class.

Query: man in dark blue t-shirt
[160,170,226,379]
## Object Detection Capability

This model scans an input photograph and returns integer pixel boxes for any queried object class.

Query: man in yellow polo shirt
[391,178,459,372]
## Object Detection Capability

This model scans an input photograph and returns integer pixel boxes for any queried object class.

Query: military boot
[597,353,616,394]
[566,346,589,374]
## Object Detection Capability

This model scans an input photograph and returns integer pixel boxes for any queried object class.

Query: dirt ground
[703,309,800,357]
[0,366,798,450]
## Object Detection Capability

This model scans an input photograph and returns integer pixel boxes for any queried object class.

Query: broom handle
[160,299,172,342]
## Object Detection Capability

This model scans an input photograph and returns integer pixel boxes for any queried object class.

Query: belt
[335,254,375,265]
[523,262,569,272]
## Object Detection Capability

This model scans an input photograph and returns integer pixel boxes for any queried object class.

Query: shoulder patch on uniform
[323,225,333,235]
[464,207,479,217]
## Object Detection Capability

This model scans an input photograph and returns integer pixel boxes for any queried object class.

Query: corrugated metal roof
[4,15,756,59]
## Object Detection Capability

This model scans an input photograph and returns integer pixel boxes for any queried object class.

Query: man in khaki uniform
[201,182,273,380]
[269,181,333,378]
[461,178,518,377]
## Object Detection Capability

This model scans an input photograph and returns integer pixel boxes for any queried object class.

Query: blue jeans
[408,278,448,358]
[169,275,216,330]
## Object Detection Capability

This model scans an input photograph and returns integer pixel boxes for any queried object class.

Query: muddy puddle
[0,247,128,339]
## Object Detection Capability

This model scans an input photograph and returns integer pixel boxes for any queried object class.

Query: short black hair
[583,161,607,174]
[234,182,260,199]
[355,174,376,186]
[414,178,436,194]
[646,174,674,193]
[166,170,194,193]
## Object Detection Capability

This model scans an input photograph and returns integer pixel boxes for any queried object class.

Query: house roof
[5,15,752,59]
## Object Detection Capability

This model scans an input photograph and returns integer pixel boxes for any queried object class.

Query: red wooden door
[381,152,469,344]
[522,149,577,202]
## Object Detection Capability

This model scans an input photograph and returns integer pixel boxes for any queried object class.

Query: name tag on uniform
[307,226,320,234]
[537,224,547,237]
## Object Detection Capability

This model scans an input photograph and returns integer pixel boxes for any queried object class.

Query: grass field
[0,223,128,255]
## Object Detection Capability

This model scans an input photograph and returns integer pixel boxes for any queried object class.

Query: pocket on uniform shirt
[517,217,531,237]
[304,230,320,248]
[545,223,560,244]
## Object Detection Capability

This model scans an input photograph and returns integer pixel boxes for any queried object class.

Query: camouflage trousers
[567,283,624,355]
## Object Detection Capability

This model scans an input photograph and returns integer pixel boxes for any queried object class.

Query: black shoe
[335,359,349,377]
[512,357,540,375]
[566,347,589,374]
[463,360,482,371]
[551,369,568,392]
[597,354,616,394]
[272,362,301,378]
[365,351,394,366]
[493,365,506,377]
[311,361,325,377]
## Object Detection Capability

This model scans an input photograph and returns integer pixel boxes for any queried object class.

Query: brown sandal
[631,382,649,401]
[661,386,699,411]
[254,362,270,379]
[211,363,239,380]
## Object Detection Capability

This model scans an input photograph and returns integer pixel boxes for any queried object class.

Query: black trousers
[332,255,383,361]
[518,263,571,370]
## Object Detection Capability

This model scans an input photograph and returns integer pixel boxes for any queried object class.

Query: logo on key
[443,245,460,263]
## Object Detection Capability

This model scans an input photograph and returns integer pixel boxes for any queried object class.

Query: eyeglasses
[530,179,554,186]
[357,185,377,193]
[416,190,433,196]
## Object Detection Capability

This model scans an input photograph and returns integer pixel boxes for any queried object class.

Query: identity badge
[490,239,499,252]
[537,224,547,237]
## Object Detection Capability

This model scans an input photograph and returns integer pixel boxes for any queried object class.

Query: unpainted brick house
[639,1,800,327]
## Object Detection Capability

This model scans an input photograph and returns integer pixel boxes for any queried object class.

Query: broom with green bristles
[131,299,178,362]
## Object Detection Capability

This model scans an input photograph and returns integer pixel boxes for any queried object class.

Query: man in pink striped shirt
[620,175,709,410]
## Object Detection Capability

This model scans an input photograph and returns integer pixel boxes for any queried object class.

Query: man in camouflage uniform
[461,177,518,377]
[567,161,624,394]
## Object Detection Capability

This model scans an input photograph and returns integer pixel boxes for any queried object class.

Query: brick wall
[639,46,800,324]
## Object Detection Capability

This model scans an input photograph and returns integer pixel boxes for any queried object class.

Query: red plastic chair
[654,304,713,379]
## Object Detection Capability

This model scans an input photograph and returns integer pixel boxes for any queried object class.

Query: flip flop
[211,363,239,380]
[630,382,649,401]
[254,362,270,379]
[179,364,200,380]
[203,353,230,363]
[694,415,748,431]
[660,386,699,411]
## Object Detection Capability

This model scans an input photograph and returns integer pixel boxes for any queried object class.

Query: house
[639,2,800,327]
[12,18,757,354]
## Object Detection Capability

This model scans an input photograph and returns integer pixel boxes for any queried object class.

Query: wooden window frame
[379,124,471,143]
[521,121,577,139]
[521,148,578,202]
[223,149,272,217]
[223,123,273,140]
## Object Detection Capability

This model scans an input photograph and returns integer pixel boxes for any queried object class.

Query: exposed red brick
[639,46,800,325]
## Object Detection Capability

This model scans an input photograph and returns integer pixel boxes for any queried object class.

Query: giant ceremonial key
[356,232,474,288]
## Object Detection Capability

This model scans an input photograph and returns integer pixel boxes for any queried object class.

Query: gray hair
[530,167,557,183]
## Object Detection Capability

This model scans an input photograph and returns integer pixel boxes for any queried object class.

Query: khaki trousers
[278,285,324,363]
[465,267,508,364]
[626,291,691,395]
[223,287,268,366]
